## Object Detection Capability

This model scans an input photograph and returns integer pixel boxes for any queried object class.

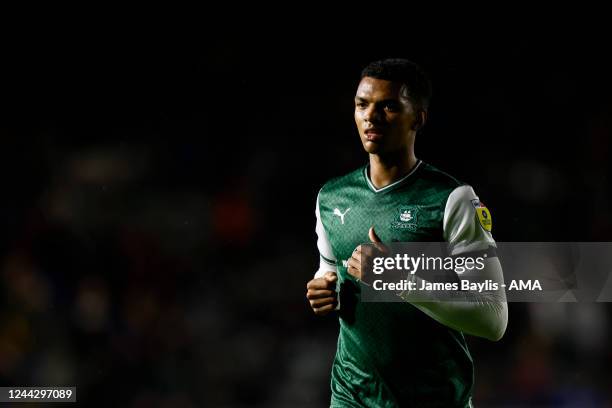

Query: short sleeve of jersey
[315,191,338,278]
[443,185,496,256]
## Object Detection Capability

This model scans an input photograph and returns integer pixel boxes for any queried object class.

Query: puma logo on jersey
[333,207,351,224]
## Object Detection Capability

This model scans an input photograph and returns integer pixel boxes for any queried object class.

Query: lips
[365,128,384,142]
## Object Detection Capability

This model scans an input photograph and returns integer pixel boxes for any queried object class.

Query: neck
[369,149,418,189]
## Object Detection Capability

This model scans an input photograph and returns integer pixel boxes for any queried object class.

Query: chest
[319,188,447,264]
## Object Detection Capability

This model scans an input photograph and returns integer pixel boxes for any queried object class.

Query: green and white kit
[314,160,502,407]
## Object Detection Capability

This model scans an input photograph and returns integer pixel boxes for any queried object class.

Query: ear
[412,110,428,131]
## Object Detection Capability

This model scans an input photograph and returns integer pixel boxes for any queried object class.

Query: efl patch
[471,199,492,232]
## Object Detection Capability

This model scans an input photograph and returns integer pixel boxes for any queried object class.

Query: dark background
[1,29,612,407]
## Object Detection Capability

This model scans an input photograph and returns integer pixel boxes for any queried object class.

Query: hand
[347,226,382,281]
[306,271,338,316]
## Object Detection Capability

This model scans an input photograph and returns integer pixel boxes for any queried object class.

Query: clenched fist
[306,271,338,316]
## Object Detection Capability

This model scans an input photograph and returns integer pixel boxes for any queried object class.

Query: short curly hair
[361,58,432,111]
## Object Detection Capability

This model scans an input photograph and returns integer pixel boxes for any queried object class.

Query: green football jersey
[314,160,495,407]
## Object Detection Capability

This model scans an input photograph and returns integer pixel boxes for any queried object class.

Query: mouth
[364,128,384,142]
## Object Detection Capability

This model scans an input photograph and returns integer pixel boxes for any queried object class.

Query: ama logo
[508,280,542,291]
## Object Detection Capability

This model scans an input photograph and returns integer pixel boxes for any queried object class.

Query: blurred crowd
[1,131,611,407]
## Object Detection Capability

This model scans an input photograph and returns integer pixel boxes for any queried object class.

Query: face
[354,77,421,155]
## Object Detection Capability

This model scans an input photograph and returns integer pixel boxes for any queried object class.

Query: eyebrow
[354,96,400,104]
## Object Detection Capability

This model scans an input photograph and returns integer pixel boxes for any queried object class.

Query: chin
[362,140,383,154]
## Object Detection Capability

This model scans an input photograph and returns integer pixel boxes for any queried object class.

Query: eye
[355,101,368,109]
[383,102,400,112]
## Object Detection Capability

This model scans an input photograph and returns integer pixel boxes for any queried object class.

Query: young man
[306,59,508,407]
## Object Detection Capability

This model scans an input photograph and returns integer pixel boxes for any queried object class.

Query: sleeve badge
[471,198,492,232]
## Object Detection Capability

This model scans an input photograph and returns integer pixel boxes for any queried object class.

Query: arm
[403,185,507,341]
[313,191,338,278]
[402,257,507,341]
[306,192,339,315]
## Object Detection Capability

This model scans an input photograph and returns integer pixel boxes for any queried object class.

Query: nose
[362,104,382,124]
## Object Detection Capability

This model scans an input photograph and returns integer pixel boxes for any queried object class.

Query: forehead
[355,77,405,100]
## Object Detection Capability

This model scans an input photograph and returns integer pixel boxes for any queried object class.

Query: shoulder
[402,161,466,207]
[419,164,486,208]
[416,161,464,191]
[318,165,366,198]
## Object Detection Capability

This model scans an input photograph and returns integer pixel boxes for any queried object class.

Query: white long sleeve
[314,191,338,278]
[401,185,508,341]
[313,192,340,310]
